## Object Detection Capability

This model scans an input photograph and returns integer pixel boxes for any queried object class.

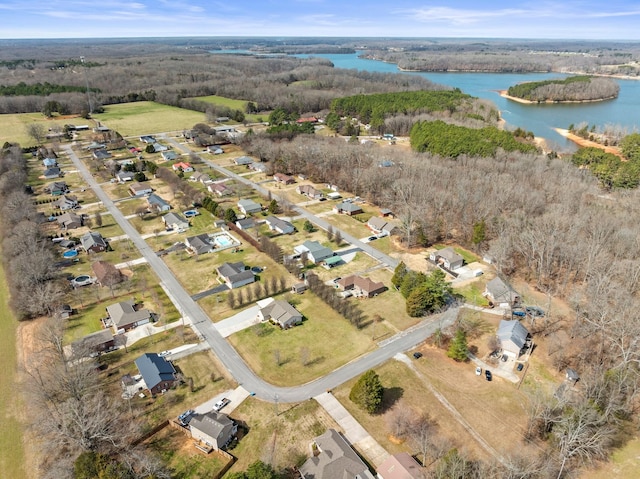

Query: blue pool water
[184,210,198,218]
[215,235,233,247]
[63,250,78,258]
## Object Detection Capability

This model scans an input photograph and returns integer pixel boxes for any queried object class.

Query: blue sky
[2,0,640,40]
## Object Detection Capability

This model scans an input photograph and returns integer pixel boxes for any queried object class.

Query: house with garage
[208,182,233,197]
[496,319,531,358]
[139,135,156,143]
[377,452,423,479]
[134,353,177,395]
[185,234,214,255]
[250,162,268,173]
[107,300,152,333]
[189,411,237,451]
[43,157,57,168]
[43,167,62,179]
[484,277,521,309]
[71,329,116,358]
[237,199,262,215]
[57,212,83,230]
[190,171,212,184]
[299,429,375,479]
[116,170,135,183]
[217,262,255,289]
[172,161,193,173]
[161,150,178,161]
[162,212,189,231]
[129,182,153,197]
[429,247,464,270]
[207,145,224,155]
[367,216,397,236]
[265,216,295,235]
[92,260,124,287]
[296,184,324,200]
[46,181,69,196]
[274,172,295,185]
[55,194,79,211]
[150,142,168,152]
[334,201,363,216]
[147,193,171,212]
[92,149,111,160]
[80,231,107,253]
[257,298,303,329]
[294,240,334,264]
[336,275,386,298]
[235,218,256,230]
[234,156,253,166]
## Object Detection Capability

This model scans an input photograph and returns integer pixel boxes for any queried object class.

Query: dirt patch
[554,128,624,158]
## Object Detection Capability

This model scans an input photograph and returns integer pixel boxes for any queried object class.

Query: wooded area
[507,76,619,102]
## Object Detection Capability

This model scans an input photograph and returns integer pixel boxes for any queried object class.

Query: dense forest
[506,76,620,102]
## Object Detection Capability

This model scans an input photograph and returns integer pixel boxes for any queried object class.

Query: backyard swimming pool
[184,210,198,218]
[63,250,78,258]
[211,232,239,250]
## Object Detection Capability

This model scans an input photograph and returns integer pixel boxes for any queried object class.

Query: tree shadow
[381,386,404,412]
[305,355,325,367]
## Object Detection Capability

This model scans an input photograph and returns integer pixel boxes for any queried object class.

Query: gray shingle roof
[134,353,176,391]
[497,319,530,351]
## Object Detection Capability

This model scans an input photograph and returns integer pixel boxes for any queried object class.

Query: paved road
[63,143,454,403]
[162,136,399,270]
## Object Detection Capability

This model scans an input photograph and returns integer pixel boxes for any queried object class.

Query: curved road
[63,143,444,403]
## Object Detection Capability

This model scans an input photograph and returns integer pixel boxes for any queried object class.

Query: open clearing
[189,95,266,123]
[92,102,205,136]
[0,112,76,147]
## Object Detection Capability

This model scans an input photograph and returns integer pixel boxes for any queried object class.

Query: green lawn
[0,112,75,147]
[433,244,480,265]
[92,102,205,137]
[189,95,266,122]
[228,292,377,386]
[0,248,27,479]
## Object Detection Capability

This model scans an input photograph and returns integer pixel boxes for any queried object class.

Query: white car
[475,366,482,376]
[213,397,230,412]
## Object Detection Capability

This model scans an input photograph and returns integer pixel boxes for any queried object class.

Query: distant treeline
[0,81,100,96]
[410,120,538,157]
[507,76,619,102]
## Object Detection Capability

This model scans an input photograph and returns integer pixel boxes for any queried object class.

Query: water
[293,52,640,150]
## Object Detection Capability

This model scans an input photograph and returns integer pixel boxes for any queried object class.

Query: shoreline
[553,128,624,158]
[498,90,618,104]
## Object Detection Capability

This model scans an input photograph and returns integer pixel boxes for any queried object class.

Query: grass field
[0,249,27,479]
[92,102,205,137]
[189,95,266,123]
[0,112,74,147]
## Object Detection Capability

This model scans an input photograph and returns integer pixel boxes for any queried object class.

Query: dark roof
[80,231,106,250]
[186,234,213,254]
[134,353,176,391]
[71,329,114,354]
[106,300,151,329]
[189,411,235,446]
[147,193,170,209]
[91,260,123,285]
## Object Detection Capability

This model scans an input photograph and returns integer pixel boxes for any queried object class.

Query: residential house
[129,182,153,197]
[71,329,115,358]
[151,142,168,152]
[69,124,89,131]
[326,192,342,200]
[162,212,189,231]
[107,300,152,332]
[235,218,256,230]
[265,216,295,235]
[46,181,68,196]
[172,161,193,173]
[91,260,124,287]
[207,146,224,155]
[208,182,233,197]
[80,231,107,253]
[190,171,212,184]
[134,353,177,395]
[237,199,262,215]
[497,320,531,358]
[189,412,237,451]
[377,453,423,479]
[217,262,255,289]
[85,141,105,150]
[380,208,394,218]
[92,149,111,160]
[250,162,267,173]
[296,184,324,200]
[161,151,178,161]
[257,298,303,329]
[55,194,79,211]
[367,217,397,236]
[57,211,83,230]
[429,247,464,270]
[291,282,307,294]
[294,240,334,264]
[185,234,214,255]
[299,429,375,479]
[43,167,62,179]
[337,275,386,298]
[93,125,110,133]
[334,202,363,216]
[484,277,521,309]
[42,157,57,167]
[296,116,318,124]
[116,170,135,183]
[234,156,253,166]
[147,193,171,212]
[274,172,295,185]
[139,135,156,143]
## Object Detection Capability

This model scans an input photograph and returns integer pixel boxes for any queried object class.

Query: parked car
[526,306,545,317]
[213,398,230,412]
[512,309,526,318]
[413,352,423,359]
[368,236,377,241]
[475,366,482,376]
[177,409,195,426]
[516,363,524,372]
[485,370,492,381]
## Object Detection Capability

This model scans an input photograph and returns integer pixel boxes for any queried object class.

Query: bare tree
[26,123,47,144]
[94,211,103,228]
[410,413,436,467]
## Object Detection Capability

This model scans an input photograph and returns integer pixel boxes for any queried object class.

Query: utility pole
[80,56,93,116]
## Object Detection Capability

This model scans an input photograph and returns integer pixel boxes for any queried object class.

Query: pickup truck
[213,397,230,412]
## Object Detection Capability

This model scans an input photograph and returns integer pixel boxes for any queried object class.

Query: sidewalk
[314,392,389,467]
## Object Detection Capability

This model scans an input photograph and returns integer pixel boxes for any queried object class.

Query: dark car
[368,236,377,241]
[413,352,423,359]
[512,310,526,318]
[485,370,492,381]
[516,363,524,372]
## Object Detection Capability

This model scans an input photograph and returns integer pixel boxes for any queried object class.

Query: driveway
[214,305,261,338]
[191,283,229,302]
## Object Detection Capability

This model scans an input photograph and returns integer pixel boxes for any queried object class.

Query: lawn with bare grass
[228,292,377,386]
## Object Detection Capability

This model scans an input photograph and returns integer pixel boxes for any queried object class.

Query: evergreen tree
[472,219,486,246]
[349,370,384,414]
[447,329,468,362]
[391,261,408,289]
[225,208,237,223]
[268,199,279,214]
